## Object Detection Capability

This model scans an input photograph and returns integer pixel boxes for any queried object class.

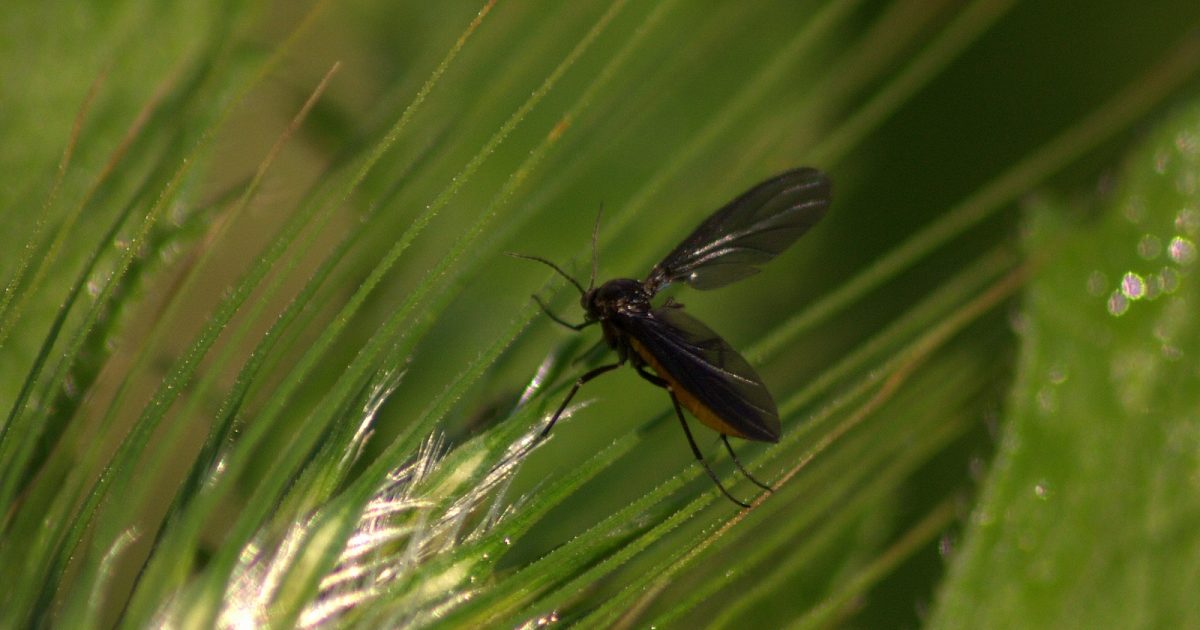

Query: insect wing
[622,306,781,442]
[645,168,831,293]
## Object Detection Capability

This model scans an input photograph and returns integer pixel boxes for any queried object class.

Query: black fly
[511,168,831,507]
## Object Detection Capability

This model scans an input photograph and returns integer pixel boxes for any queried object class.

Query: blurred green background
[2,0,1199,627]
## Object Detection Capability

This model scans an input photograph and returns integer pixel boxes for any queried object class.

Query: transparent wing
[644,168,831,293]
[621,306,780,442]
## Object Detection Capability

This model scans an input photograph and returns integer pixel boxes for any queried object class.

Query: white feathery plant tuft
[202,365,569,628]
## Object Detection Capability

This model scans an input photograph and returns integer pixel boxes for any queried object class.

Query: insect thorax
[583,278,651,320]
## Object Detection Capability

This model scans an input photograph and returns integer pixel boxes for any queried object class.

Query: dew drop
[1048,364,1068,384]
[1107,290,1129,316]
[1036,385,1057,413]
[1137,234,1162,259]
[1168,236,1196,265]
[968,456,987,482]
[1086,271,1107,296]
[938,532,956,558]
[1123,196,1147,224]
[1120,272,1146,299]
[1177,129,1200,157]
[1177,170,1199,196]
[1154,149,1171,174]
[1009,309,1029,335]
[1176,207,1200,236]
[1160,267,1181,293]
[63,375,79,398]
[1144,274,1163,301]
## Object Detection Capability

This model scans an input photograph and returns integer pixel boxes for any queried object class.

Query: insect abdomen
[627,337,768,441]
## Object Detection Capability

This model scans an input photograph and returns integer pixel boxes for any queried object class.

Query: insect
[511,168,831,507]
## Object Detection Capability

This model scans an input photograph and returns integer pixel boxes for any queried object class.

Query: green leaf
[932,105,1200,628]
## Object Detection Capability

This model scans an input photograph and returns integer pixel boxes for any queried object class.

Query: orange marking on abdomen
[628,337,751,439]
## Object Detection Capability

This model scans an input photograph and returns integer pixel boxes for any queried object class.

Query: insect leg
[634,366,669,387]
[662,387,751,509]
[721,435,773,492]
[540,362,622,439]
[531,295,593,331]
[638,364,768,499]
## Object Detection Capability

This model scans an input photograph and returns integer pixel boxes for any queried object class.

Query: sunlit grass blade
[12,6,336,626]
[0,71,102,349]
[117,5,502,623]
[0,57,256,627]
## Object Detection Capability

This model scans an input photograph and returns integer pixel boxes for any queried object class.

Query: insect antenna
[505,252,586,296]
[588,203,603,290]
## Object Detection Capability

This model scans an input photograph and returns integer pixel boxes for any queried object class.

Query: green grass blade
[931,103,1200,629]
